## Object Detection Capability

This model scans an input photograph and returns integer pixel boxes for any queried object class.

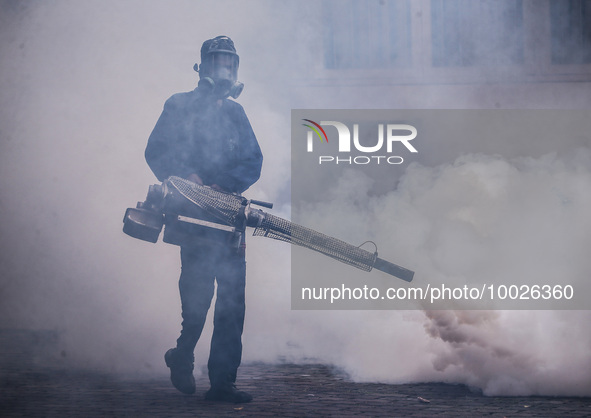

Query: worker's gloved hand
[187,174,227,193]
[187,173,203,185]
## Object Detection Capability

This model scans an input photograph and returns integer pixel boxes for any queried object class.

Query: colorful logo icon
[302,119,329,143]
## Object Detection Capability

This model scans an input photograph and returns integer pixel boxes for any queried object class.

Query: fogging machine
[122,176,414,282]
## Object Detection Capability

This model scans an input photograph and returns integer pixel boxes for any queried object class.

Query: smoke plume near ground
[0,0,590,397]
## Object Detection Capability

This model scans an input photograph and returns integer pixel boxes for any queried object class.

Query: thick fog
[1,0,590,397]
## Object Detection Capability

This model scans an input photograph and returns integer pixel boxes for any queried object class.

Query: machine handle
[250,199,274,209]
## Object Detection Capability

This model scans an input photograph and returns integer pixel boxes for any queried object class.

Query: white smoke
[271,150,591,396]
[1,0,590,397]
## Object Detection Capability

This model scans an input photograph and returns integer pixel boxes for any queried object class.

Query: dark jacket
[145,88,263,194]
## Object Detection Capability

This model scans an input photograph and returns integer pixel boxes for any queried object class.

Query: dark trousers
[175,243,246,387]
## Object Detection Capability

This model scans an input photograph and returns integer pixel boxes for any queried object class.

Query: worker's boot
[164,348,196,395]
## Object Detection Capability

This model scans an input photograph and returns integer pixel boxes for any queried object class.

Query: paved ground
[1,329,590,417]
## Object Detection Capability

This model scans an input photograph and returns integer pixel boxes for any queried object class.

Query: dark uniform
[145,36,262,403]
[145,89,262,193]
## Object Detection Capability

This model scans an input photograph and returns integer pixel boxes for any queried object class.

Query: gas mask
[195,36,244,99]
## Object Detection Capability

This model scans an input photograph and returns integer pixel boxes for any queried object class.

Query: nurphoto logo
[302,119,418,165]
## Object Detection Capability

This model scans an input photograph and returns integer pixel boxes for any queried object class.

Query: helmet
[194,35,244,99]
